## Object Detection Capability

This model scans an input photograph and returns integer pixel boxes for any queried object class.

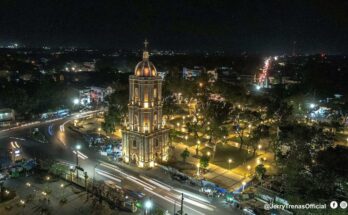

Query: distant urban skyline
[0,0,347,55]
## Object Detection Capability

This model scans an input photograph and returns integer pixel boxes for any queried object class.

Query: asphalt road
[0,114,242,215]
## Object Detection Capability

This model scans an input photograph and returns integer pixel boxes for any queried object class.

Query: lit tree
[163,96,180,119]
[248,125,269,157]
[204,100,231,161]
[102,91,128,133]
[200,155,210,170]
[255,164,266,182]
[180,148,190,163]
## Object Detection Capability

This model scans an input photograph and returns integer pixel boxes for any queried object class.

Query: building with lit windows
[122,41,169,168]
[0,108,15,127]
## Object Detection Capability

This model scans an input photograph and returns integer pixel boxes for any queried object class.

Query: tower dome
[134,40,157,77]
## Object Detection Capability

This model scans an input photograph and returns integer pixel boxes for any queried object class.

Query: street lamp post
[144,199,153,215]
[258,144,262,154]
[69,165,74,182]
[196,140,200,156]
[60,184,65,199]
[228,158,232,170]
[196,163,200,176]
[46,176,50,190]
[73,98,79,111]
[84,172,89,200]
[93,164,98,189]
[75,144,81,180]
[242,181,246,192]
[98,128,101,137]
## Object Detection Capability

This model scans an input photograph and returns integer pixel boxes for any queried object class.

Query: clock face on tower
[122,40,169,168]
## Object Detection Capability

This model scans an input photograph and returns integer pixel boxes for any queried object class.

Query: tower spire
[144,39,149,49]
[143,39,149,60]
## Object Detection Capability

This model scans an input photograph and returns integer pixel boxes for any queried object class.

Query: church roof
[134,40,157,77]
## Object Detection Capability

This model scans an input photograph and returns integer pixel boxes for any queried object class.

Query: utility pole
[180,193,184,215]
[76,151,79,180]
[174,201,176,215]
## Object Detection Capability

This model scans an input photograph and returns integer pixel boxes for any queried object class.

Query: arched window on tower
[154,113,158,130]
[154,88,157,99]
[135,87,139,102]
[134,115,139,131]
[154,139,159,148]
[133,140,137,148]
[144,90,149,108]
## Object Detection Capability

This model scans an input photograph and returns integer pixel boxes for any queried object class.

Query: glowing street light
[20,199,25,205]
[242,181,246,192]
[199,82,203,88]
[207,151,211,157]
[258,144,262,150]
[144,199,153,214]
[73,98,79,105]
[228,158,232,170]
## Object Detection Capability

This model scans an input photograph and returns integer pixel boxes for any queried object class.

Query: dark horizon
[0,0,347,55]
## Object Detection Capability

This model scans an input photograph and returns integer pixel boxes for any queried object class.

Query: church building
[122,40,169,168]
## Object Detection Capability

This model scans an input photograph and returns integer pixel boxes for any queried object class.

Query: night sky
[0,0,347,54]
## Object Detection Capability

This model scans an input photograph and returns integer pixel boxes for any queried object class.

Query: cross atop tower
[144,39,149,49]
[143,39,149,60]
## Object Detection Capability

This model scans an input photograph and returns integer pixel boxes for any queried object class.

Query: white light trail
[100,162,155,190]
[144,188,206,215]
[140,175,172,191]
[72,150,88,160]
[173,189,212,205]
[96,170,122,184]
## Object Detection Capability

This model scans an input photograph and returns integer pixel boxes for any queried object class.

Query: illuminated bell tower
[122,40,169,168]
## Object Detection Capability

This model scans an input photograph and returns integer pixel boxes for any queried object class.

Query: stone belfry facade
[122,40,169,168]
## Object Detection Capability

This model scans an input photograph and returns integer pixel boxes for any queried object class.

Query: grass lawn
[201,144,252,169]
